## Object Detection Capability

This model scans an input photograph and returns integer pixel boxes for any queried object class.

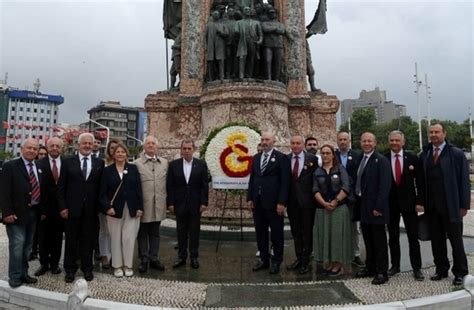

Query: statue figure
[206,10,229,81]
[305,39,318,92]
[235,6,263,79]
[261,7,290,81]
[170,31,181,89]
[223,7,238,78]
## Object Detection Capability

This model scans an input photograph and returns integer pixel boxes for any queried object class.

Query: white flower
[409,165,414,170]
[123,169,128,175]
[348,156,352,160]
[38,169,42,174]
[270,158,276,162]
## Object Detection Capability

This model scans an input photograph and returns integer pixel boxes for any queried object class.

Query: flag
[163,0,182,40]
[306,0,328,37]
[0,137,6,144]
[2,121,9,129]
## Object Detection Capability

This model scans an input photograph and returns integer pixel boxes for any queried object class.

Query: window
[40,118,44,122]
[8,143,12,147]
[33,117,37,121]
[128,122,136,129]
[20,107,23,111]
[10,115,14,120]
[127,140,135,147]
[46,119,50,123]
[128,114,136,121]
[34,108,37,113]
[27,107,31,112]
[10,125,13,130]
[54,111,57,115]
[19,116,23,120]
[47,110,50,114]
[26,117,30,121]
[17,143,20,148]
[53,119,57,124]
[11,106,15,111]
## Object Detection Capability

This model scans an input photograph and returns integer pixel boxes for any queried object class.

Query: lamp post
[414,62,423,151]
[88,118,110,149]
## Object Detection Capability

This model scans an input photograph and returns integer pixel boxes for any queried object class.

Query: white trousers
[106,205,140,269]
[99,213,111,260]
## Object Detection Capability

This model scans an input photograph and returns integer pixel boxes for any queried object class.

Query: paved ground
[1,196,474,308]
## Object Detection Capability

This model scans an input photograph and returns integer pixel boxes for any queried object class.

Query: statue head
[234,9,242,20]
[211,10,220,21]
[267,7,277,20]
[255,3,264,15]
[227,7,235,19]
[243,6,251,17]
[216,5,226,18]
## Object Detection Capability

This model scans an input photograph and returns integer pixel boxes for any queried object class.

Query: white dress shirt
[78,153,92,179]
[183,158,193,184]
[260,148,274,167]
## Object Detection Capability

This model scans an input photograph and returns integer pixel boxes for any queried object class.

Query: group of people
[247,123,470,286]
[0,122,470,288]
[0,133,208,287]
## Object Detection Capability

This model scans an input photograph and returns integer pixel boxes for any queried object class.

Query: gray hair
[78,132,94,144]
[388,130,405,140]
[22,138,39,148]
[144,135,158,144]
[47,136,64,147]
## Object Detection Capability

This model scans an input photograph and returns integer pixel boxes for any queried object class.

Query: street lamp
[414,62,423,151]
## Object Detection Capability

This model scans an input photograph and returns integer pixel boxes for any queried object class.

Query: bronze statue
[206,10,229,81]
[235,6,263,79]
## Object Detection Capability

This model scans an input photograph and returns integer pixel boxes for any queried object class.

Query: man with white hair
[1,138,42,287]
[34,137,66,277]
[134,136,169,273]
[58,133,104,283]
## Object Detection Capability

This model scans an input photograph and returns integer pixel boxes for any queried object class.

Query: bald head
[260,131,275,153]
[21,138,39,161]
[144,135,159,156]
[290,135,305,154]
[337,131,351,152]
[46,137,64,159]
[360,132,377,154]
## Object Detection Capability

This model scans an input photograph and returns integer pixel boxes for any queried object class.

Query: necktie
[28,162,41,203]
[52,158,59,184]
[433,147,440,164]
[82,157,88,179]
[292,155,299,180]
[260,153,269,174]
[394,154,401,186]
[355,155,368,196]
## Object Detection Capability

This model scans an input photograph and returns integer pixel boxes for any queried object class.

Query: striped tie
[28,162,41,204]
[260,153,269,174]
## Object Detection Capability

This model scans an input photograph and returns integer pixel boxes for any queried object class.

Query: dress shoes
[430,272,448,281]
[355,268,374,278]
[21,275,38,284]
[84,271,94,282]
[371,274,388,285]
[28,252,38,261]
[138,262,148,273]
[286,259,301,271]
[150,260,165,271]
[352,256,365,267]
[51,266,61,275]
[452,276,464,286]
[34,265,50,277]
[413,270,424,281]
[8,279,23,288]
[387,267,400,277]
[65,273,75,283]
[269,263,280,274]
[299,264,311,274]
[190,259,200,269]
[172,259,186,269]
[252,260,269,271]
[100,256,110,269]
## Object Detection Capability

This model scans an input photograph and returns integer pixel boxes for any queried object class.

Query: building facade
[88,101,146,148]
[341,87,406,125]
[0,84,64,156]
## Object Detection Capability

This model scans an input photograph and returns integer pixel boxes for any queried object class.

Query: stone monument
[147,0,339,219]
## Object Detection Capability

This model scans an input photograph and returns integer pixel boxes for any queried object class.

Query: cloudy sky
[1,0,472,125]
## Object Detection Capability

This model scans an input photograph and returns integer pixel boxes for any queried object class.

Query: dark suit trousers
[287,206,315,265]
[253,202,284,264]
[176,215,200,260]
[361,223,388,275]
[38,216,64,268]
[64,215,99,274]
[387,203,421,270]
[429,210,468,277]
[137,221,162,263]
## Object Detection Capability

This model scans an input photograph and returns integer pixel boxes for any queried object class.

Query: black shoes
[352,256,365,267]
[190,259,200,269]
[51,266,61,275]
[371,274,388,285]
[299,264,311,274]
[430,272,448,281]
[413,269,424,281]
[8,279,22,288]
[387,267,400,277]
[355,268,375,278]
[21,275,37,284]
[286,260,301,270]
[269,263,280,274]
[150,260,166,271]
[34,265,50,277]
[453,276,464,286]
[173,259,186,269]
[252,260,269,271]
[65,273,75,283]
[84,271,94,282]
[28,252,38,261]
[138,262,148,273]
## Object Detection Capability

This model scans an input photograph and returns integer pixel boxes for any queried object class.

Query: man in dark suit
[385,131,425,281]
[335,131,363,267]
[0,138,42,287]
[354,132,391,285]
[167,139,209,269]
[286,135,318,274]
[58,133,104,283]
[247,132,290,274]
[34,137,65,277]
[420,123,470,286]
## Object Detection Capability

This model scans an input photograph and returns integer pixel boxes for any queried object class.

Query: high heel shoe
[329,267,344,276]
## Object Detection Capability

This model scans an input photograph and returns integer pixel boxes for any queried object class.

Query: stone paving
[1,206,474,308]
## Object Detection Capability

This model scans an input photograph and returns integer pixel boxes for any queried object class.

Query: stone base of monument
[145,82,340,220]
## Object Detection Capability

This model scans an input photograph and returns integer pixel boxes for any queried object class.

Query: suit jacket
[99,163,143,218]
[57,154,104,218]
[385,151,425,213]
[287,152,318,209]
[36,156,66,217]
[359,151,392,225]
[0,158,44,224]
[420,141,470,222]
[336,149,361,185]
[247,149,291,210]
[166,158,209,217]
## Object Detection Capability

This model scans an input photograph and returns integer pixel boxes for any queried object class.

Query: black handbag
[417,214,431,241]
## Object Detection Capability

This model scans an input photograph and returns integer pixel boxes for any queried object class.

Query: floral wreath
[201,123,260,178]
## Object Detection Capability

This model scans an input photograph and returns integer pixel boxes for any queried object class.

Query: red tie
[52,158,59,184]
[293,155,299,180]
[394,154,401,186]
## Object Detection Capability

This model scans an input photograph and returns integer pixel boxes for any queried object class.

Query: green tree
[339,108,376,149]
[0,150,14,161]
